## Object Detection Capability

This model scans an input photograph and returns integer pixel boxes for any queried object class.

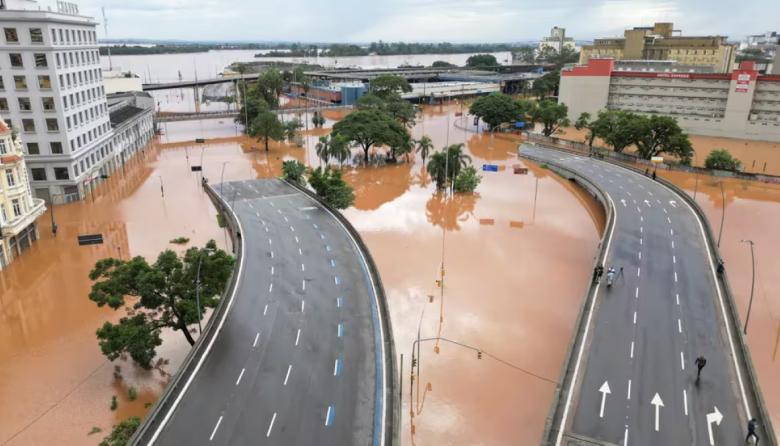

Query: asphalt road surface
[150,179,385,445]
[521,145,757,446]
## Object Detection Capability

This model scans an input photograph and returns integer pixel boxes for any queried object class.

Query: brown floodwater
[0,103,604,445]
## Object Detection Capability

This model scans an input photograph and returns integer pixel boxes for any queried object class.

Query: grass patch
[169,237,190,245]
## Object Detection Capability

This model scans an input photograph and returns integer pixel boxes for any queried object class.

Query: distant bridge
[155,105,352,123]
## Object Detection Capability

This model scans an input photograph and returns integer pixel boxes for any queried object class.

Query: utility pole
[717,181,725,247]
[740,239,756,335]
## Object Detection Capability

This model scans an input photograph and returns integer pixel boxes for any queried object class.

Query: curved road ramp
[520,144,775,446]
[132,179,394,446]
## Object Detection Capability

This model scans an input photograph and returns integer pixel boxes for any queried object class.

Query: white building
[538,27,576,54]
[0,115,46,270]
[0,0,152,204]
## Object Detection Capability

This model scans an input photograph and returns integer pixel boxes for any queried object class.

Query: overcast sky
[66,0,778,43]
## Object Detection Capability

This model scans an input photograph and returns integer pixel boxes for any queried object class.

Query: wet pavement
[0,103,643,446]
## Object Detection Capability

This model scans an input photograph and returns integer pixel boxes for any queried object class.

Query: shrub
[169,237,190,245]
[88,427,102,436]
[216,213,227,228]
[99,417,141,446]
[110,395,118,411]
[308,167,355,209]
[281,160,307,185]
[453,166,482,193]
[127,386,138,401]
[705,148,742,171]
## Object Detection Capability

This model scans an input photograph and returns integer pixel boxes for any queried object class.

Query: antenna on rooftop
[102,7,113,71]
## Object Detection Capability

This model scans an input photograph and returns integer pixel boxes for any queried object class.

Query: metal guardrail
[518,151,616,446]
[130,179,243,445]
[283,179,399,446]
[525,143,777,445]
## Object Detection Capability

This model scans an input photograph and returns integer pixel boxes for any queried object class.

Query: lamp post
[717,181,725,247]
[195,247,215,334]
[740,239,756,335]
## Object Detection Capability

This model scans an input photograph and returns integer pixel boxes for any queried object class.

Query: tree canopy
[469,93,521,131]
[369,75,412,98]
[332,109,410,164]
[705,149,741,171]
[88,241,235,368]
[249,109,285,151]
[308,167,356,209]
[282,160,307,184]
[99,416,141,446]
[634,115,694,164]
[531,71,560,98]
[530,100,570,137]
[465,54,498,69]
[426,143,474,191]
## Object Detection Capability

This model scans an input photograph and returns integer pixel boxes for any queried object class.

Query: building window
[42,97,55,111]
[22,119,35,132]
[10,53,23,68]
[34,53,47,68]
[18,97,32,111]
[46,118,59,132]
[30,28,43,44]
[31,168,47,181]
[50,142,63,154]
[27,143,40,154]
[0,98,8,112]
[0,76,4,90]
[38,75,51,89]
[12,199,22,217]
[0,139,6,154]
[58,29,63,42]
[4,28,19,43]
[14,76,27,90]
[54,167,70,180]
[51,29,57,44]
[5,169,16,187]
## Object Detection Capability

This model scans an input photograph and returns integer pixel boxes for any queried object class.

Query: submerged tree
[99,416,141,446]
[88,241,234,368]
[282,160,307,184]
[308,167,356,209]
[415,135,434,165]
[332,109,409,164]
[249,110,285,151]
[705,149,741,171]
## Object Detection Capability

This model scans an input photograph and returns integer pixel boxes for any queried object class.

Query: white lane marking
[290,225,295,232]
[209,415,223,441]
[253,332,260,347]
[326,245,332,252]
[633,311,637,324]
[313,223,319,229]
[265,227,269,233]
[150,189,247,443]
[554,187,620,446]
[298,247,303,255]
[336,297,342,308]
[640,238,643,245]
[674,272,678,282]
[627,379,632,400]
[672,241,675,249]
[270,250,274,259]
[640,226,643,233]
[678,319,682,333]
[635,287,639,299]
[640,215,643,222]
[302,279,306,291]
[249,203,254,209]
[637,267,641,277]
[663,208,667,214]
[284,365,292,386]
[333,358,341,376]
[301,263,305,272]
[676,294,680,305]
[680,351,686,370]
[338,323,344,337]
[683,389,688,416]
[648,191,653,196]
[638,251,642,261]
[268,238,272,245]
[320,233,325,240]
[295,236,299,244]
[284,216,289,222]
[630,341,635,358]
[301,300,305,312]
[295,329,301,346]
[269,283,273,293]
[667,217,672,224]
[636,206,641,213]
[331,259,336,267]
[271,266,275,275]
[334,276,340,285]
[256,211,260,217]
[670,228,674,236]
[261,219,266,226]
[263,304,268,315]
[626,191,632,196]
[325,405,334,426]
[235,368,245,386]
[269,201,275,207]
[266,412,277,437]
[623,427,629,446]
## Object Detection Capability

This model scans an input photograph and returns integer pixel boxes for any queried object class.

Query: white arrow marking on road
[599,381,611,418]
[644,199,652,208]
[651,393,664,432]
[620,198,627,207]
[669,200,677,208]
[706,406,723,445]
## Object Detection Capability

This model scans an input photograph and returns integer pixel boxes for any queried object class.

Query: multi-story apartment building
[579,23,737,73]
[558,58,780,142]
[0,115,45,270]
[538,27,576,54]
[0,0,124,204]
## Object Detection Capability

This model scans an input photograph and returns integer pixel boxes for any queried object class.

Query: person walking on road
[593,265,604,284]
[652,170,657,180]
[695,356,707,383]
[746,418,759,444]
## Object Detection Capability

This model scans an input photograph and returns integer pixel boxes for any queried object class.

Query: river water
[102,50,513,83]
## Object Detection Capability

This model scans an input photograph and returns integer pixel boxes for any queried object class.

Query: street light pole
[717,181,726,247]
[194,247,214,335]
[740,239,756,335]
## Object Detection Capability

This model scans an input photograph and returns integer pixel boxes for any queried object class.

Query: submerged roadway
[148,179,387,445]
[520,145,766,446]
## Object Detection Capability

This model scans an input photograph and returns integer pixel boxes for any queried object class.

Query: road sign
[515,121,525,128]
[482,164,499,172]
[78,234,104,246]
[651,156,664,164]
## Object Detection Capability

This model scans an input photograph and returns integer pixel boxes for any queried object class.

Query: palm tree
[444,143,472,181]
[426,144,473,191]
[330,134,351,168]
[426,151,448,190]
[315,136,331,166]
[415,135,433,165]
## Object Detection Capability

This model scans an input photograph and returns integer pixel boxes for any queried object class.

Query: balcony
[1,199,46,237]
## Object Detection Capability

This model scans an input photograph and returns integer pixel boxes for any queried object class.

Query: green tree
[512,46,536,64]
[634,115,694,164]
[236,95,269,127]
[369,75,412,98]
[99,417,140,446]
[594,110,643,153]
[537,47,579,69]
[330,134,352,168]
[530,100,570,136]
[332,109,410,164]
[249,110,285,151]
[356,92,417,128]
[415,135,434,165]
[312,111,326,128]
[431,60,457,68]
[453,166,482,193]
[469,93,521,131]
[426,151,449,189]
[426,144,472,190]
[308,167,356,209]
[574,112,597,150]
[466,54,498,69]
[705,149,742,171]
[88,241,234,368]
[282,160,307,184]
[315,135,331,165]
[284,118,303,143]
[531,71,561,98]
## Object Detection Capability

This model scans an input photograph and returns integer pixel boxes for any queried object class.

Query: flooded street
[2,104,604,445]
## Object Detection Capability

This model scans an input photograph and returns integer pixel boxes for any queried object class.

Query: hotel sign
[735,74,751,93]
[655,73,692,79]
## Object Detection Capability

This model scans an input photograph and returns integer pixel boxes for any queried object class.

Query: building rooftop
[109,105,145,128]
